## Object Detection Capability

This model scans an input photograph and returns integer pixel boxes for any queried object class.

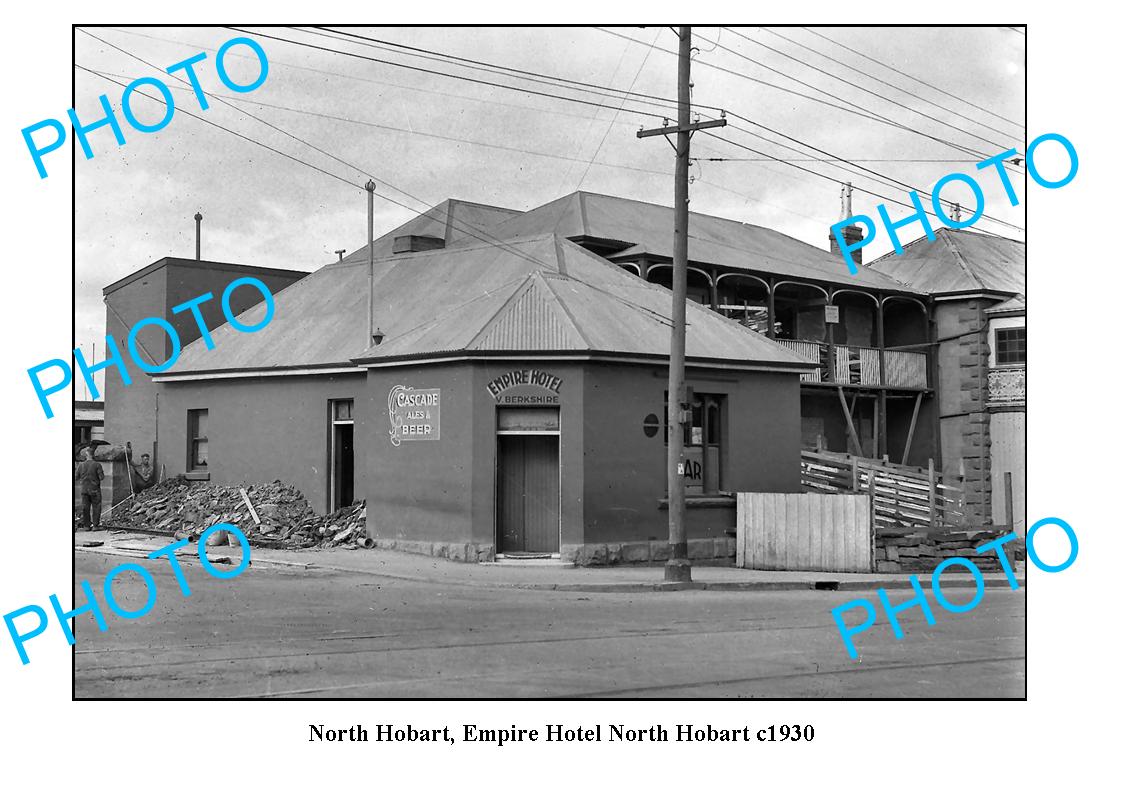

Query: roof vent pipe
[194,212,203,261]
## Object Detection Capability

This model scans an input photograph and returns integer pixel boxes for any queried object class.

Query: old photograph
[69,25,1027,698]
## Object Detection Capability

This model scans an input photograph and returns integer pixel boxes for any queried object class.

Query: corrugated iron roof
[332,198,521,269]
[166,233,812,376]
[486,191,919,293]
[985,294,1025,315]
[866,228,1025,295]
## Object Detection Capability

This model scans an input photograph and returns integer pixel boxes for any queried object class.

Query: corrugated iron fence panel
[736,492,872,573]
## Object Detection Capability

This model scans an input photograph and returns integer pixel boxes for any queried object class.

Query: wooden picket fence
[800,449,965,530]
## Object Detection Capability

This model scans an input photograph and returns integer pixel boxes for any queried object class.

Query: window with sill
[665,392,725,495]
[188,409,209,472]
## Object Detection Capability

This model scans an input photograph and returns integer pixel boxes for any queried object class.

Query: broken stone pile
[107,476,368,550]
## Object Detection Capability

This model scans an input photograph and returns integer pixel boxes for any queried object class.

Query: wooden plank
[735,493,744,568]
[837,387,864,458]
[901,392,923,465]
[239,488,261,526]
[928,458,938,524]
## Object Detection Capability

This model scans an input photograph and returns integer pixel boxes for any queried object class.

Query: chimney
[828,182,864,266]
[392,234,445,254]
[194,212,203,261]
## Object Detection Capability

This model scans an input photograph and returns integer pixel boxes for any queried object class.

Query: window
[188,409,209,471]
[995,327,1026,365]
[666,392,725,495]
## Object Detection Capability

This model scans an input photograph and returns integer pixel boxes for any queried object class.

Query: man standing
[74,446,104,531]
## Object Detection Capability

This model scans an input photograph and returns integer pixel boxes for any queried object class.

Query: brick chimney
[830,225,865,266]
[829,182,864,266]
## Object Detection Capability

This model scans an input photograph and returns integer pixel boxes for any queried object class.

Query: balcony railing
[987,367,1025,407]
[776,339,929,389]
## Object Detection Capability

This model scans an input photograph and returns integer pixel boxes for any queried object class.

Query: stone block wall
[874,525,1021,574]
[561,536,736,567]
[936,299,994,524]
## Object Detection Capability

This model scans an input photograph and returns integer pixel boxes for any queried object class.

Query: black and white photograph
[1,8,1111,792]
[65,24,1032,699]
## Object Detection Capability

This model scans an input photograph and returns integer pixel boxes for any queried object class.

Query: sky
[72,25,1026,394]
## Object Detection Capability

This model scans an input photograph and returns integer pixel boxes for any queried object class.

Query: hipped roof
[165,233,812,376]
[332,198,521,269]
[866,228,1025,295]
[487,191,919,294]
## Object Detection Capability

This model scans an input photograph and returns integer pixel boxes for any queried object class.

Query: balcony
[775,339,929,389]
[987,367,1025,407]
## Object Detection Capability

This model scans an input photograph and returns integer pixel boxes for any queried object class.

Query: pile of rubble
[106,476,369,550]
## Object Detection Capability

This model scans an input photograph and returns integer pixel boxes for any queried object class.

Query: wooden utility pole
[637,26,726,582]
[365,180,376,347]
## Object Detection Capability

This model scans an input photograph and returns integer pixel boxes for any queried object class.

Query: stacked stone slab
[875,525,1018,573]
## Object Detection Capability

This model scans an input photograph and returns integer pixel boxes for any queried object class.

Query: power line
[224,27,673,121]
[99,26,653,127]
[718,27,1017,153]
[74,65,364,190]
[716,110,1022,232]
[75,63,561,274]
[694,28,997,162]
[572,29,660,191]
[802,27,1025,131]
[220,24,1013,221]
[700,129,1023,235]
[754,26,1024,140]
[699,157,995,163]
[307,25,727,115]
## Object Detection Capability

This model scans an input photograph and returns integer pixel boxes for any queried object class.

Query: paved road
[73,550,1025,698]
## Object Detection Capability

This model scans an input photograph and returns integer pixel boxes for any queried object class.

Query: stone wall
[935,299,994,524]
[875,525,1021,573]
[562,537,736,567]
[366,536,739,566]
[371,538,496,563]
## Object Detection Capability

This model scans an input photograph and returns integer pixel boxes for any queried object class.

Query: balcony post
[766,277,776,340]
[877,298,887,458]
[826,289,836,382]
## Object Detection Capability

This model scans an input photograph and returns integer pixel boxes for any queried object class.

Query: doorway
[330,399,354,510]
[496,407,560,555]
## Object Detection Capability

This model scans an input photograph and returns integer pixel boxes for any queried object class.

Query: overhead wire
[801,26,1025,131]
[305,25,726,115]
[718,27,1019,152]
[222,24,1023,226]
[750,26,1024,141]
[223,27,674,122]
[75,57,563,274]
[597,26,1004,163]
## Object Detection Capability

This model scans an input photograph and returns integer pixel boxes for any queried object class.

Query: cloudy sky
[73,25,1025,392]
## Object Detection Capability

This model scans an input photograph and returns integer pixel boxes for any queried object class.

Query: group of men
[74,444,153,531]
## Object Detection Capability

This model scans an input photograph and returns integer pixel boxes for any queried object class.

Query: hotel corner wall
[361,361,586,560]
[581,363,803,546]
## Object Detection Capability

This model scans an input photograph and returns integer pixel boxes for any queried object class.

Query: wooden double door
[496,411,560,555]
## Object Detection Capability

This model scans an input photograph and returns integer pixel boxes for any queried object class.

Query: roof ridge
[939,229,984,291]
[534,271,594,349]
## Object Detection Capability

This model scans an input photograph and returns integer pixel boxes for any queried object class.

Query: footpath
[75,529,1027,594]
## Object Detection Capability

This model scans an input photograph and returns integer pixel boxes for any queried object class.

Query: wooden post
[928,458,938,525]
[837,386,864,458]
[868,473,878,570]
[1004,471,1014,531]
[901,392,923,465]
[876,299,887,458]
[766,278,776,339]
